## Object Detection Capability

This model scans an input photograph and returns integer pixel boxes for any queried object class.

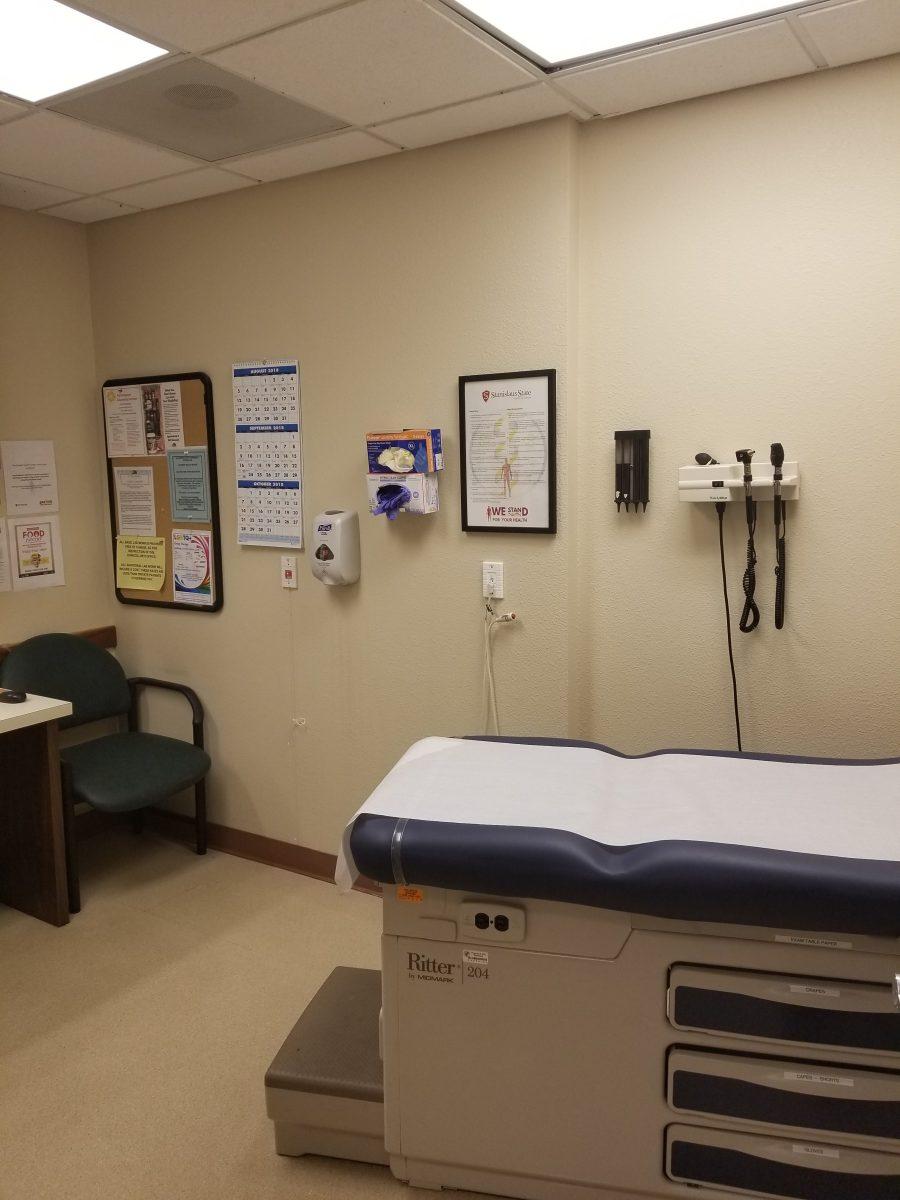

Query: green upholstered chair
[0,633,210,913]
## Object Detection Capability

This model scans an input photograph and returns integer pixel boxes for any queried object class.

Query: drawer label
[792,1144,840,1159]
[785,1071,854,1088]
[775,935,852,950]
[789,984,840,998]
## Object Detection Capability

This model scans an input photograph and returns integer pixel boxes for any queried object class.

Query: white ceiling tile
[0,97,31,124]
[41,196,140,223]
[371,84,575,149]
[0,112,197,194]
[74,0,342,53]
[557,21,815,117]
[0,172,81,211]
[105,167,257,208]
[208,0,535,125]
[227,130,397,181]
[799,0,900,67]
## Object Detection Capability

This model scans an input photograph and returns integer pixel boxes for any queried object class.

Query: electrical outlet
[482,561,504,599]
[281,556,298,589]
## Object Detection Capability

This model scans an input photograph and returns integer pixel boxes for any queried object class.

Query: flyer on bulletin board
[116,535,165,591]
[167,448,211,522]
[172,528,214,606]
[114,466,156,536]
[104,381,184,457]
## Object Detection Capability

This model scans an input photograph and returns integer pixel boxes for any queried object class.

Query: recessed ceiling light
[0,0,166,103]
[454,1,810,67]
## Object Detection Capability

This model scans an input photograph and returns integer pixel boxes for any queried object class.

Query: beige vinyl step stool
[265,965,388,1164]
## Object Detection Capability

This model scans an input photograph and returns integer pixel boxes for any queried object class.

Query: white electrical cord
[482,600,516,735]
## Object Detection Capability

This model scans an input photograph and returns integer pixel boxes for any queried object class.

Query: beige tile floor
[0,830,481,1200]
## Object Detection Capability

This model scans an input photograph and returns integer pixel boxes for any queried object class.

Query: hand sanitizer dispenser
[311,510,360,586]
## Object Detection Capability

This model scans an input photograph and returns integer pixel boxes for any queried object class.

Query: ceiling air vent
[52,60,346,161]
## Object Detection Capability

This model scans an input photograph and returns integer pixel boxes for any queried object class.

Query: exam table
[269,737,900,1200]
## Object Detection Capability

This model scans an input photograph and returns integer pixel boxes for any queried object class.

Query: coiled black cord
[739,498,760,633]
[717,504,743,753]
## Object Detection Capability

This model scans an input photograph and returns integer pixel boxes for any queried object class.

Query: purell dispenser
[311,510,360,586]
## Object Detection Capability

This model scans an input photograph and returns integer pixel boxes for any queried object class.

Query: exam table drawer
[669,966,900,1057]
[665,1124,900,1199]
[667,1049,900,1143]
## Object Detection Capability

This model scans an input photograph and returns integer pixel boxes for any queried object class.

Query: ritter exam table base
[379,889,900,1200]
[269,901,900,1200]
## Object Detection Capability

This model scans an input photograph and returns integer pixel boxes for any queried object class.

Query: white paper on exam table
[336,737,900,890]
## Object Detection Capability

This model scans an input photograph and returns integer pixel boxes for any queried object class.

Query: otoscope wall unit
[678,460,800,503]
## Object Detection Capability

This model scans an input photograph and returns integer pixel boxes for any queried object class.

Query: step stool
[265,966,388,1165]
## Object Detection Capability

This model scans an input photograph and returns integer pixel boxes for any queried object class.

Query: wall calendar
[232,359,302,548]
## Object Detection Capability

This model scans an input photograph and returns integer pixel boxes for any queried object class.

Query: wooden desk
[0,694,73,926]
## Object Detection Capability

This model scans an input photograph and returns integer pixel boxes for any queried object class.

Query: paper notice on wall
[1,440,59,516]
[167,448,211,522]
[11,515,65,590]
[116,535,165,591]
[114,466,156,535]
[172,528,214,606]
[103,386,145,457]
[0,520,11,591]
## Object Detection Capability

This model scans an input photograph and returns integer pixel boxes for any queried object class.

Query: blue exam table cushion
[338,737,900,937]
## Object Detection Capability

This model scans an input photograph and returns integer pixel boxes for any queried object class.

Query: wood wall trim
[0,625,118,664]
[146,808,382,896]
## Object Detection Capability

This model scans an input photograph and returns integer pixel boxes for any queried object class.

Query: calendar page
[232,360,302,548]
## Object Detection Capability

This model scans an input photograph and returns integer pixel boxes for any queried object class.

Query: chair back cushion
[0,633,131,728]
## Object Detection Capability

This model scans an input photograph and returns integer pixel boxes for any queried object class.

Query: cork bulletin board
[102,372,223,612]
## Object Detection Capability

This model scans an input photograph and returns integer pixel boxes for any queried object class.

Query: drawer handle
[894,973,900,1012]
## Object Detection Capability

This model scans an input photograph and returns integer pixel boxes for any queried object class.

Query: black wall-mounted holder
[614,430,650,512]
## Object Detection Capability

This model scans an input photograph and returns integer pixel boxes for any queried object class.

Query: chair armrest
[128,677,205,749]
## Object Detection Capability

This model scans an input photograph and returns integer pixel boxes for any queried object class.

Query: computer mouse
[0,689,27,703]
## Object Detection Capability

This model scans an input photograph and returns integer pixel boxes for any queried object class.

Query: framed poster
[459,369,556,534]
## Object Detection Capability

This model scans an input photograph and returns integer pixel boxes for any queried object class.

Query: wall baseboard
[74,806,381,894]
[86,806,381,896]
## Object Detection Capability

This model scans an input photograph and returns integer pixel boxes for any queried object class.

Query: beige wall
[0,206,113,644]
[52,53,898,852]
[574,55,899,759]
[87,119,576,851]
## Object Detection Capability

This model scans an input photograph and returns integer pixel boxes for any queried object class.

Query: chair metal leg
[60,763,81,914]
[194,778,207,855]
[131,809,144,835]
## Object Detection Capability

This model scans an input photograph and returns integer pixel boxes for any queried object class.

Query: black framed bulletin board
[459,369,557,534]
[102,372,223,611]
